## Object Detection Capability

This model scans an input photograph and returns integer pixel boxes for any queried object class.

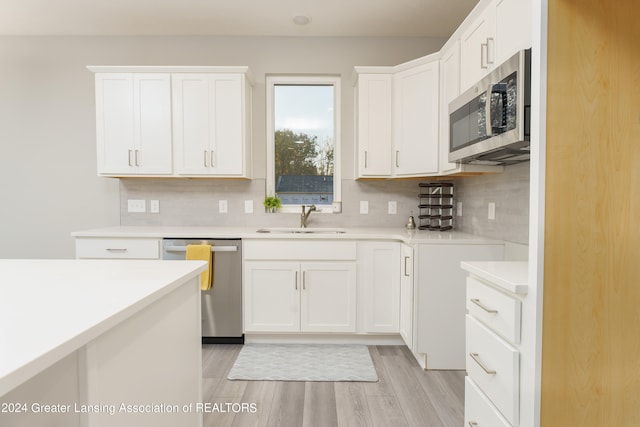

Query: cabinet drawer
[464,377,511,427]
[243,240,356,261]
[467,276,522,343]
[76,238,160,259]
[466,315,519,426]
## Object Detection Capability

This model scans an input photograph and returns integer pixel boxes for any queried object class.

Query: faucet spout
[300,205,317,228]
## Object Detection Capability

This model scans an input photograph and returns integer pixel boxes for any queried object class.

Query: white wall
[0,36,444,258]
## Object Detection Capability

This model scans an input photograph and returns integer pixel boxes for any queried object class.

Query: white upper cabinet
[494,0,532,65]
[439,41,462,175]
[172,73,251,177]
[460,3,496,92]
[355,73,393,177]
[394,60,440,176]
[94,73,172,176]
[460,0,532,92]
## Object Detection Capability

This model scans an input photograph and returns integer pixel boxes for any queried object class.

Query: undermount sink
[256,227,347,234]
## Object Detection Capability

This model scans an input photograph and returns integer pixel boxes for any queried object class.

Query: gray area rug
[227,344,379,382]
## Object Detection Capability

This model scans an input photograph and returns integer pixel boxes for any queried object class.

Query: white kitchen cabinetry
[243,240,357,333]
[494,0,532,65]
[172,73,252,177]
[412,243,504,369]
[462,261,528,427]
[75,237,161,259]
[94,73,172,176]
[357,241,400,333]
[460,3,496,92]
[393,60,440,176]
[399,243,414,348]
[355,73,393,177]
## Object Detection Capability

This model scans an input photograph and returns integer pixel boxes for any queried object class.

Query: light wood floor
[202,344,465,427]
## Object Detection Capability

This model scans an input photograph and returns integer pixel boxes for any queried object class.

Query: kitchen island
[0,259,207,427]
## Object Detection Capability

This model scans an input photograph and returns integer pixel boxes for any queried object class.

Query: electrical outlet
[150,200,160,213]
[127,199,146,213]
[360,201,369,214]
[457,202,463,217]
[488,202,496,220]
[219,200,228,214]
[388,201,397,215]
[332,201,342,213]
[244,200,254,214]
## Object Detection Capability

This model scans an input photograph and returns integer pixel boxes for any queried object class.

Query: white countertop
[0,259,207,397]
[71,226,503,245]
[461,261,529,294]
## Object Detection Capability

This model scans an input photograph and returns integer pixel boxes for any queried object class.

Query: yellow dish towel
[186,244,214,290]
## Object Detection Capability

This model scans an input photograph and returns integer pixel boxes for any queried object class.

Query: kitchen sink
[256,227,347,234]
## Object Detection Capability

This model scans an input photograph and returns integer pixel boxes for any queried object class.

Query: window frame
[265,75,341,214]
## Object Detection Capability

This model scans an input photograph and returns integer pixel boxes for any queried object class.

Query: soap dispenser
[406,214,416,230]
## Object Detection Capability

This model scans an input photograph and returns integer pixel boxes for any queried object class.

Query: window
[266,75,341,213]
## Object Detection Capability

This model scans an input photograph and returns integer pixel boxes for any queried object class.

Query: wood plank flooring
[202,345,465,427]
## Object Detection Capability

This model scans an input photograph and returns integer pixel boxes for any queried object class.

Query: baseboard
[244,334,405,345]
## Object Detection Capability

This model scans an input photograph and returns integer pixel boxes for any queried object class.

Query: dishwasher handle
[164,245,238,253]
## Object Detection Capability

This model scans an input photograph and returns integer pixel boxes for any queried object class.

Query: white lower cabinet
[465,377,511,427]
[243,240,357,334]
[399,243,414,348]
[75,237,161,259]
[357,241,400,333]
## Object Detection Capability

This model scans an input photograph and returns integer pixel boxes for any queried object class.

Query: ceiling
[0,0,479,37]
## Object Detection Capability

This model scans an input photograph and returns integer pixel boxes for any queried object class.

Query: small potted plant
[263,195,282,213]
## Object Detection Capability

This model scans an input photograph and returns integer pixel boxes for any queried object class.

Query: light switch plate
[244,200,254,214]
[127,199,146,213]
[150,200,160,213]
[332,201,342,213]
[219,200,228,214]
[457,202,463,217]
[360,201,369,214]
[488,202,496,220]
[388,201,397,215]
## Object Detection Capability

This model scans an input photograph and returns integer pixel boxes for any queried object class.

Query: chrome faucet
[301,205,317,228]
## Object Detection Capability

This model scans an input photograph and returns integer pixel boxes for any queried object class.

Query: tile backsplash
[120,163,530,244]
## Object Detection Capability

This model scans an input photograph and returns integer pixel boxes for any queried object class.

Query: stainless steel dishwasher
[162,238,243,344]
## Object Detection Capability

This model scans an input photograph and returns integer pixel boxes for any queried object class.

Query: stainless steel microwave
[448,49,531,165]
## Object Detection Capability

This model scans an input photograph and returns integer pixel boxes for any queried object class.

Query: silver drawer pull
[469,352,496,375]
[470,298,498,314]
[469,422,478,427]
[106,248,128,253]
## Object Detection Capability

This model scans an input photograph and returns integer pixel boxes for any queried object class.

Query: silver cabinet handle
[302,271,306,290]
[134,149,140,166]
[404,256,410,277]
[295,271,298,290]
[470,298,498,314]
[395,150,400,168]
[210,150,215,167]
[480,42,488,69]
[204,150,208,167]
[486,37,494,65]
[128,149,133,167]
[106,248,128,253]
[469,422,478,427]
[469,352,496,375]
[364,151,368,168]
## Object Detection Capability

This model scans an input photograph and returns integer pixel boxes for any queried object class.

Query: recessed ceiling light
[293,15,311,26]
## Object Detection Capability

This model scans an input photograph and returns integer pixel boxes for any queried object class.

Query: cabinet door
[95,73,172,176]
[300,262,357,333]
[394,61,439,176]
[358,242,400,333]
[495,0,532,65]
[399,244,414,348]
[243,261,300,332]
[133,74,172,175]
[172,74,211,175]
[415,244,504,369]
[356,74,393,177]
[95,73,135,175]
[460,5,496,92]
[210,74,245,176]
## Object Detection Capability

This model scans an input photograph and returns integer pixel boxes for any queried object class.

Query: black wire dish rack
[418,182,454,231]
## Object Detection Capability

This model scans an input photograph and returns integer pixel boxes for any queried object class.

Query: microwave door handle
[485,85,493,137]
